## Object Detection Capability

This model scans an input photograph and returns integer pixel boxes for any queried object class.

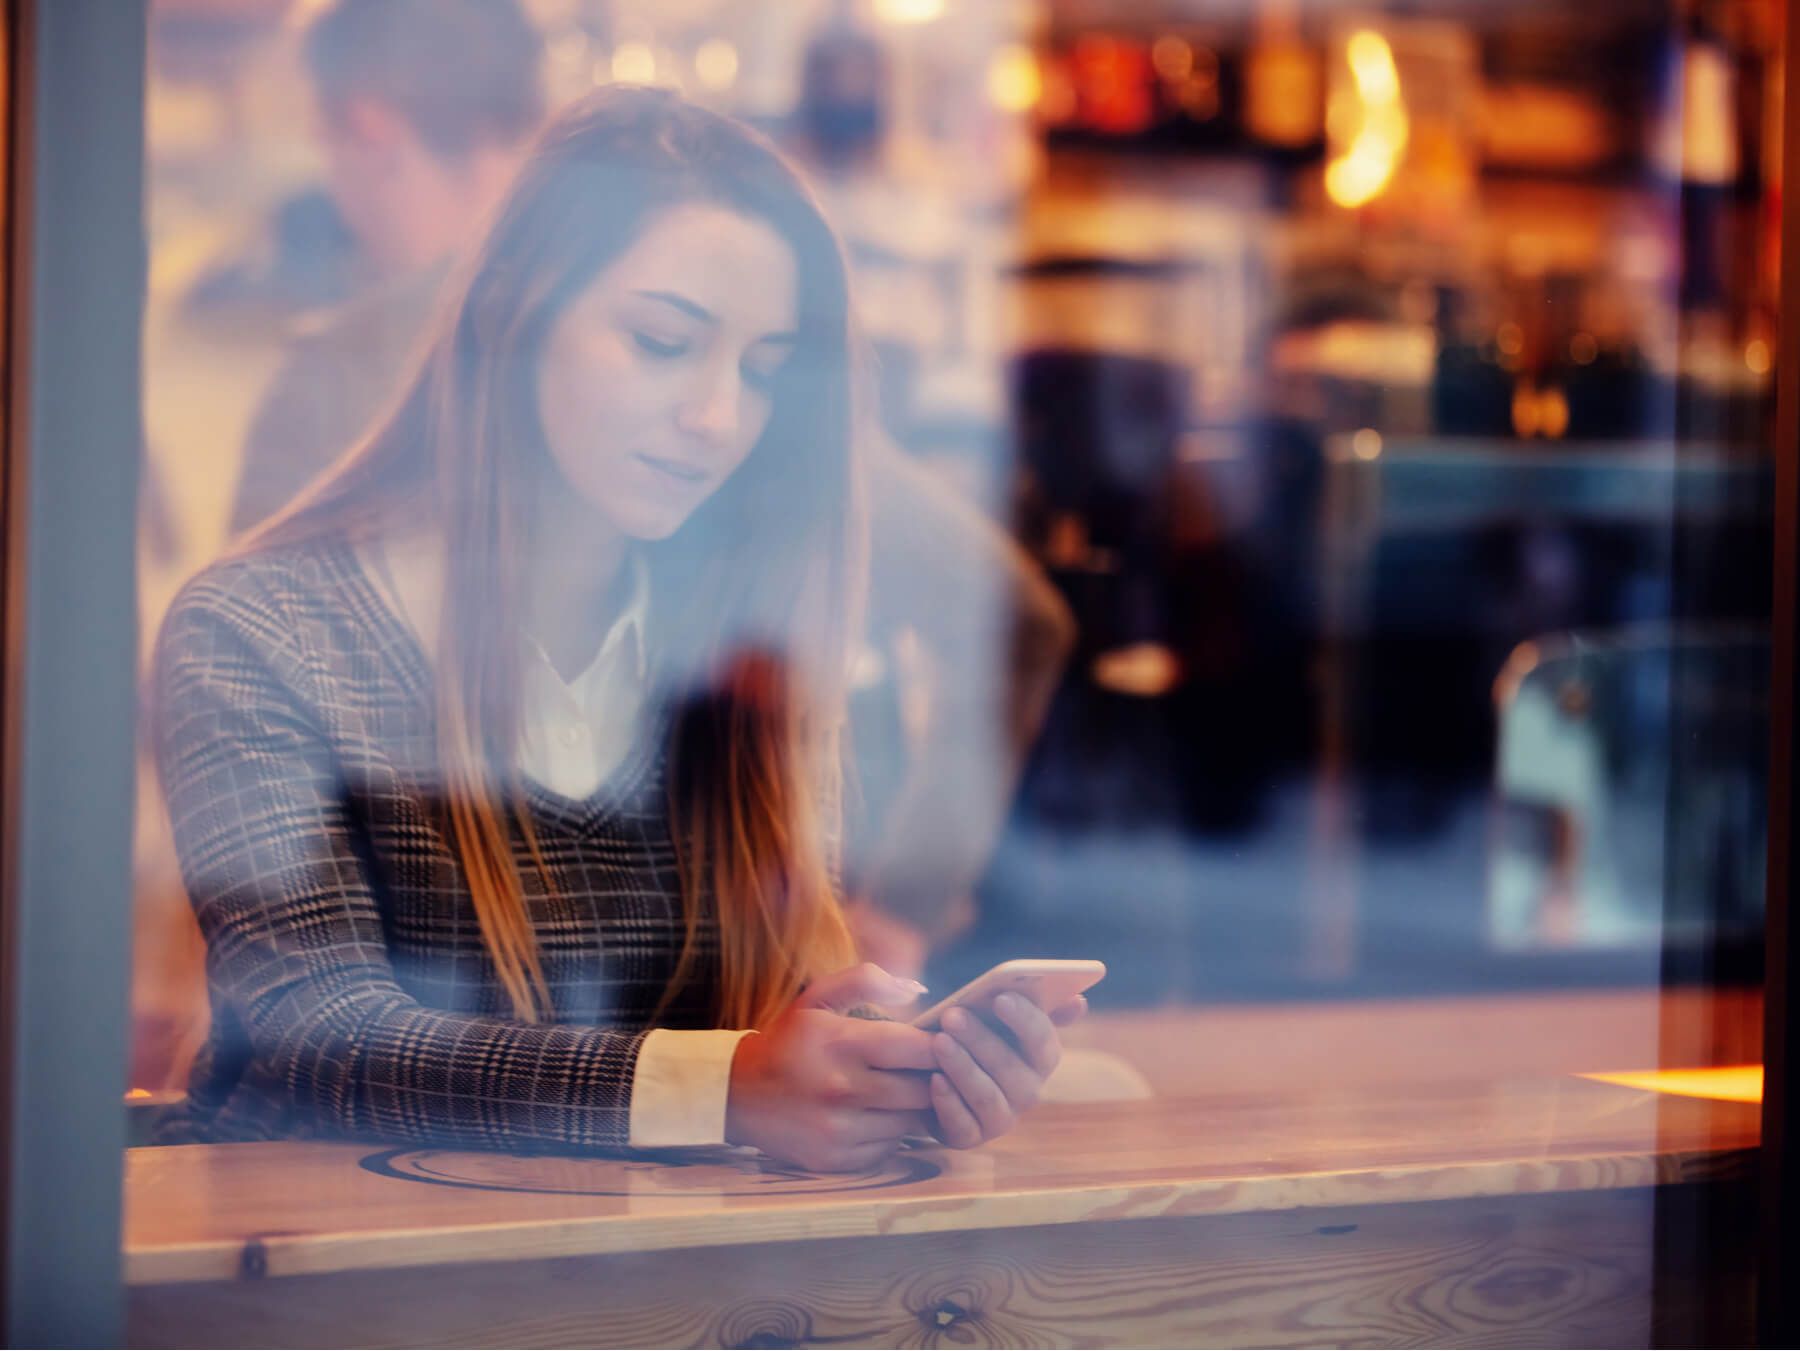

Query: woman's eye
[741,361,780,393]
[632,332,688,359]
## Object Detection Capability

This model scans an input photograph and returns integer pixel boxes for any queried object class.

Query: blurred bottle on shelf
[797,1,890,171]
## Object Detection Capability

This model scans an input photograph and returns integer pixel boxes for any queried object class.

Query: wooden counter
[124,995,1762,1348]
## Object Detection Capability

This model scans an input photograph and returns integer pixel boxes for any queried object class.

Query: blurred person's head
[302,0,545,275]
[252,86,862,1030]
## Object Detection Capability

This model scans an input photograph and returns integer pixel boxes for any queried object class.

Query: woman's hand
[724,964,936,1172]
[843,898,929,982]
[928,993,1087,1150]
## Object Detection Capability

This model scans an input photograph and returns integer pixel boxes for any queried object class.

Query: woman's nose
[675,365,740,446]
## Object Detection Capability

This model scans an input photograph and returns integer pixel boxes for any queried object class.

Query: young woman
[154,87,1079,1172]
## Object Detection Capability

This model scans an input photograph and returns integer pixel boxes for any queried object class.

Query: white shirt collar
[525,552,651,690]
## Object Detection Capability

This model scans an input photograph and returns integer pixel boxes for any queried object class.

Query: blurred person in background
[157,88,1084,1170]
[230,0,1075,982]
[227,0,546,535]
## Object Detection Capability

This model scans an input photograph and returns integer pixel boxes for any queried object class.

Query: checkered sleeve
[153,573,648,1151]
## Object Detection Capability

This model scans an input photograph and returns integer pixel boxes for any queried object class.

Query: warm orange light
[987,45,1042,113]
[694,40,738,91]
[1092,643,1182,698]
[1539,386,1569,440]
[1246,38,1322,147]
[611,42,656,85]
[873,0,945,24]
[1580,1065,1763,1103]
[1071,36,1154,136]
[1345,30,1399,101]
[1325,30,1408,209]
[1151,35,1194,82]
[1511,380,1540,438]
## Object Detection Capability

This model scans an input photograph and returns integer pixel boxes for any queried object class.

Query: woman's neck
[363,487,634,683]
[523,479,632,682]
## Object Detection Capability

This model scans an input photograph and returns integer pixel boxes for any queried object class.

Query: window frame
[0,1,145,1343]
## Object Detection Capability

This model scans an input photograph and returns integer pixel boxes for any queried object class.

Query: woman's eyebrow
[633,290,799,346]
[633,289,715,323]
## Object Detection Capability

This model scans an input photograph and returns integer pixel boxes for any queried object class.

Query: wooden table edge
[123,1143,1757,1286]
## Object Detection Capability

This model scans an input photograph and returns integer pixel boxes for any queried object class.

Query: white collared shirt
[356,534,750,1148]
[515,558,651,800]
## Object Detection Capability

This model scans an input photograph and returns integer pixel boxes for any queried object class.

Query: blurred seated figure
[1329,439,1771,842]
[181,186,364,326]
[1489,626,1767,951]
[228,0,546,536]
[1007,348,1188,834]
[1012,347,1184,591]
[845,437,1076,970]
[1009,346,1280,838]
[228,0,1073,978]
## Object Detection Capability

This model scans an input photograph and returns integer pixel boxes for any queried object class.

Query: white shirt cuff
[628,1027,754,1148]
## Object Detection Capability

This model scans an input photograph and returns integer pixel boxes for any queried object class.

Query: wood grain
[129,1190,1688,1349]
[122,1073,1758,1286]
[123,999,1761,1347]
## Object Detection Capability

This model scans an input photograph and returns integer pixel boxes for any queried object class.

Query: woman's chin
[564,476,710,542]
[609,498,700,542]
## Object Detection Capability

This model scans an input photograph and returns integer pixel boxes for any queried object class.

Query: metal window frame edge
[1,0,146,1344]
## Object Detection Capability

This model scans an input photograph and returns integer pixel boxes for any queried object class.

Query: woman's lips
[634,452,708,485]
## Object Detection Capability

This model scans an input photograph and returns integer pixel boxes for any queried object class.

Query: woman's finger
[930,1071,982,1148]
[1050,995,1089,1028]
[844,1019,938,1072]
[846,1108,934,1144]
[829,1138,906,1173]
[848,1066,933,1112]
[933,1029,1014,1139]
[991,992,1062,1078]
[943,1007,1040,1110]
[799,962,928,1015]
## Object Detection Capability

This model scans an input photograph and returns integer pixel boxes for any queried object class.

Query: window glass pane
[126,1,1776,1343]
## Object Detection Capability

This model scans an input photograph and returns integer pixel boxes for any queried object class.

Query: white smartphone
[911,959,1105,1031]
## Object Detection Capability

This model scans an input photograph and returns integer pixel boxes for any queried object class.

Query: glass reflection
[131,0,1775,1302]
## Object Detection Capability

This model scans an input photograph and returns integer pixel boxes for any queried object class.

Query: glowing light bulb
[873,0,945,24]
[694,39,738,90]
[1324,29,1408,209]
[986,45,1042,113]
[1151,35,1194,82]
[611,42,656,85]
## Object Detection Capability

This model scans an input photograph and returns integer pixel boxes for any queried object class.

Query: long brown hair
[246,87,860,1028]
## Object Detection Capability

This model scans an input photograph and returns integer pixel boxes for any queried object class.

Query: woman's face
[535,202,801,540]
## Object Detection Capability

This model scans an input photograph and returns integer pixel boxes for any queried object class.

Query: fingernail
[901,979,928,996]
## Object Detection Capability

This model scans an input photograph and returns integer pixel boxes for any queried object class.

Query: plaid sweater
[152,534,719,1150]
